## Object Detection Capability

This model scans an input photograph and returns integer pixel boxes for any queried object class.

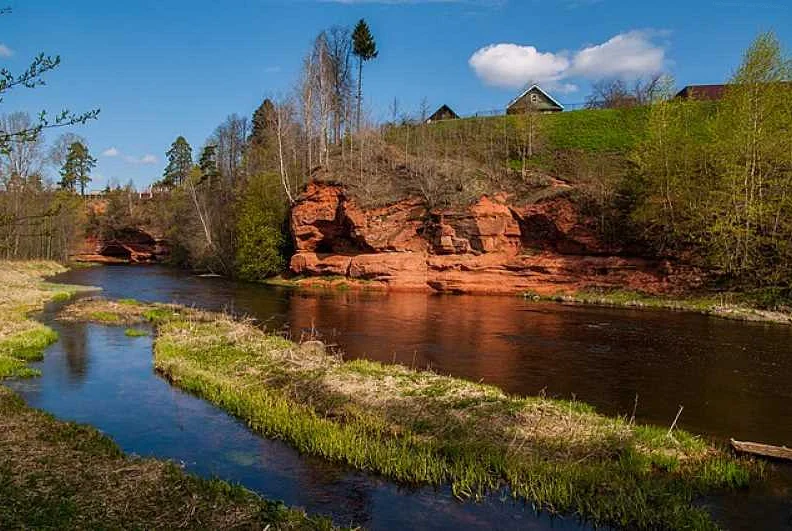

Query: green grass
[0,325,59,362]
[124,328,149,337]
[87,311,122,323]
[63,299,760,530]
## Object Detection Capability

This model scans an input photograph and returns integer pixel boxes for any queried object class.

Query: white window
[530,93,539,104]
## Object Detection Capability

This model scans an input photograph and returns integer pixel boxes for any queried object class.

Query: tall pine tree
[59,141,96,196]
[198,144,220,186]
[162,136,193,187]
[250,98,276,146]
[352,19,378,131]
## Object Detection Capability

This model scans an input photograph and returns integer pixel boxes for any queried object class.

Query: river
[7,265,792,529]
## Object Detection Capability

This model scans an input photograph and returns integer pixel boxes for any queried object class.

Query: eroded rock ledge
[290,182,696,295]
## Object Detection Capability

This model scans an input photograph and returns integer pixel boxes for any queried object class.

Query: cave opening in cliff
[99,243,132,260]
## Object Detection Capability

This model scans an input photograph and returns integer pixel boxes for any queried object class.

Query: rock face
[72,228,169,264]
[289,182,687,295]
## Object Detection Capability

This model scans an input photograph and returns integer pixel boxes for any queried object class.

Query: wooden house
[426,104,460,123]
[674,84,727,101]
[507,85,564,115]
[676,82,792,101]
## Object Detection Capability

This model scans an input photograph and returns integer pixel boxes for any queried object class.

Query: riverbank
[535,289,792,325]
[63,296,762,530]
[264,272,792,325]
[0,261,331,530]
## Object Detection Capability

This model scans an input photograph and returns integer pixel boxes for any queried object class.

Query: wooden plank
[731,439,792,461]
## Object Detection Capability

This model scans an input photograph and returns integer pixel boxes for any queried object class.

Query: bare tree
[0,113,46,183]
[210,114,249,188]
[326,26,353,145]
[585,74,669,109]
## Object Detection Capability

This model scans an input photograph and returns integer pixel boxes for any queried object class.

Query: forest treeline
[1,22,790,303]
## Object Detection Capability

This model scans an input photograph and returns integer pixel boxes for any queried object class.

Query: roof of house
[426,104,459,122]
[675,84,727,100]
[507,84,564,110]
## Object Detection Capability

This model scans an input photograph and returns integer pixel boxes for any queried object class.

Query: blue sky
[1,0,789,189]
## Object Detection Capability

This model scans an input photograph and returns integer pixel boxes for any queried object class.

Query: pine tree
[250,98,276,146]
[58,141,96,196]
[198,144,220,186]
[352,19,378,131]
[162,136,193,187]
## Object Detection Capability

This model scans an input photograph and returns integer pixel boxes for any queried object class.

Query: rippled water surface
[8,265,792,529]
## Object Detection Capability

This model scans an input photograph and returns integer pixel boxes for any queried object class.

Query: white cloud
[108,148,157,165]
[0,44,12,57]
[469,30,667,90]
[469,44,569,88]
[570,31,666,79]
[123,154,158,165]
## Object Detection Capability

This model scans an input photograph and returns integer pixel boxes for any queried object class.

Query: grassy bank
[65,297,761,530]
[0,261,96,379]
[0,386,329,529]
[532,289,792,325]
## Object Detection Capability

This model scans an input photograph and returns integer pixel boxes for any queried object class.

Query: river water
[7,265,792,529]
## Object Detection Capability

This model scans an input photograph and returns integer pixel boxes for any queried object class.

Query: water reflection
[60,320,89,381]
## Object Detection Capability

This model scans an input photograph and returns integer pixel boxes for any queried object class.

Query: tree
[162,136,192,187]
[0,112,45,184]
[327,26,354,144]
[48,132,87,168]
[708,32,792,282]
[235,173,288,280]
[250,98,276,146]
[0,9,99,152]
[352,19,378,131]
[197,144,220,186]
[586,74,668,109]
[58,141,96,196]
[209,114,248,187]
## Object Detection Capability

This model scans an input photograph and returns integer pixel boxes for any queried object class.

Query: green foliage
[250,98,276,146]
[234,173,288,281]
[197,144,220,186]
[58,141,96,196]
[161,136,193,187]
[352,19,378,62]
[631,31,792,296]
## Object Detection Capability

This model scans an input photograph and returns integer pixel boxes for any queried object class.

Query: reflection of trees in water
[60,322,89,381]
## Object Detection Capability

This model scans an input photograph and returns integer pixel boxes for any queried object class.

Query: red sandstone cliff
[289,182,692,295]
